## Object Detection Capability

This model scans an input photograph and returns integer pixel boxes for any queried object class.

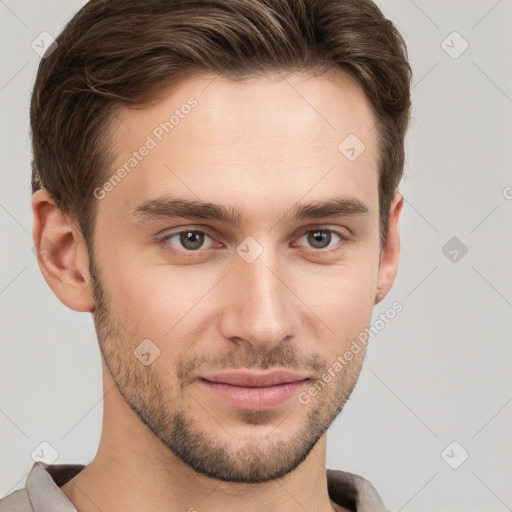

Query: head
[31,0,411,484]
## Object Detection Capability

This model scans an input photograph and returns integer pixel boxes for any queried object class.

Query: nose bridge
[220,243,295,349]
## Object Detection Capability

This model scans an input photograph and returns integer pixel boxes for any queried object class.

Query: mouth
[198,370,311,410]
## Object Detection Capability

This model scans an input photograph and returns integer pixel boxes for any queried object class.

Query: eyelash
[157,226,352,257]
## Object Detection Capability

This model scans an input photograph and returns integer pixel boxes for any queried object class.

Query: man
[0,0,411,510]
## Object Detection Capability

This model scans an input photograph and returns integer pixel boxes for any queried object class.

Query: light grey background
[1,1,511,511]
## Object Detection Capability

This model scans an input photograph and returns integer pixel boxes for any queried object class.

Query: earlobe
[32,189,95,312]
[375,192,404,303]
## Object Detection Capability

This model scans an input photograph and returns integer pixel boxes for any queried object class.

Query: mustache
[176,344,327,381]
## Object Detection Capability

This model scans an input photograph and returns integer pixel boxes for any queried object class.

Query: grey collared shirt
[0,462,389,512]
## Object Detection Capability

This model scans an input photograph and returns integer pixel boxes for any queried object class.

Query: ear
[32,189,95,312]
[375,191,404,304]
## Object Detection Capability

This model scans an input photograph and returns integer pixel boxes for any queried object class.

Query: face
[89,71,383,483]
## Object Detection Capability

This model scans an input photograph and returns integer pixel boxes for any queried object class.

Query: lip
[200,370,310,387]
[198,370,310,411]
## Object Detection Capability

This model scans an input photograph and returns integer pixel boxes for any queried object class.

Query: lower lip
[199,379,309,410]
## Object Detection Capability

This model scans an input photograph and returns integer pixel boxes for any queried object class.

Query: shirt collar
[26,462,80,512]
[326,468,388,512]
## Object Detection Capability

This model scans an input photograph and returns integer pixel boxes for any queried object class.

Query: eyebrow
[130,195,369,225]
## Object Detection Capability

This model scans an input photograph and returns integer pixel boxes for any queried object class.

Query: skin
[32,70,403,512]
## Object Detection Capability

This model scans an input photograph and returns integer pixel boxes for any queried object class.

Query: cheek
[293,252,379,331]
[99,247,218,338]
[95,221,380,345]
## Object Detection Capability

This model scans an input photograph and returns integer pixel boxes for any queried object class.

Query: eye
[294,228,349,252]
[158,227,351,257]
[160,230,216,252]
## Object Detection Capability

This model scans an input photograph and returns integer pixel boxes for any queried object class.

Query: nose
[219,247,297,352]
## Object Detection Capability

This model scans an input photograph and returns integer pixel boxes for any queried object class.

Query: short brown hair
[30,0,412,251]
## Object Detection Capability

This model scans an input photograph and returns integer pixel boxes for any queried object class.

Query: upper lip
[200,370,310,388]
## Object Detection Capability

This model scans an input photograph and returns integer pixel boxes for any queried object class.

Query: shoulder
[0,488,32,512]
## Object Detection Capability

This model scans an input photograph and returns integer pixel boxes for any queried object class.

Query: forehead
[100,71,379,222]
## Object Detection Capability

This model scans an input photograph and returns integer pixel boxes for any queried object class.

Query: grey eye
[297,229,342,250]
[164,231,212,251]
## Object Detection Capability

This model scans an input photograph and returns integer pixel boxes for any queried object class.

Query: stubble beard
[88,252,366,483]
